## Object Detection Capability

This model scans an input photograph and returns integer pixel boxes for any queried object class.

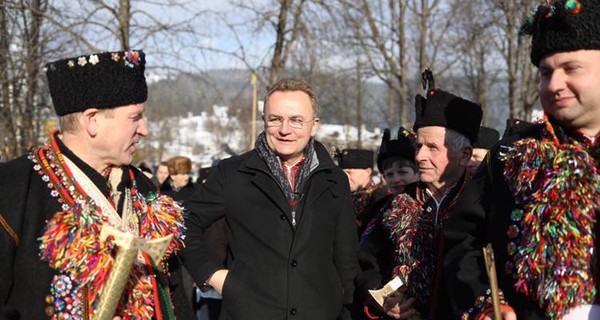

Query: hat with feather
[413,69,482,144]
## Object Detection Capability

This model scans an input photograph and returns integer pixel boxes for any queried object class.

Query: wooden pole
[483,243,502,320]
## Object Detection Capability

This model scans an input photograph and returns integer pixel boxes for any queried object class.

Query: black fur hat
[474,127,500,149]
[521,0,600,67]
[376,127,417,173]
[45,50,147,116]
[335,149,374,169]
[413,89,482,144]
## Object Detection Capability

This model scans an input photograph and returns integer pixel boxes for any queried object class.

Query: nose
[544,69,565,95]
[138,118,149,136]
[415,145,426,162]
[277,120,293,134]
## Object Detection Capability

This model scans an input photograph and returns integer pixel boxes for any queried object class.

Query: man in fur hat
[373,76,482,319]
[0,51,193,319]
[443,0,600,319]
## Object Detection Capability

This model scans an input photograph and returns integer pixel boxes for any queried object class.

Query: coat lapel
[240,152,289,215]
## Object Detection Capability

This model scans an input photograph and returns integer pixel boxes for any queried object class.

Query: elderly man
[0,51,191,319]
[443,1,600,319]
[181,78,359,320]
[373,75,482,319]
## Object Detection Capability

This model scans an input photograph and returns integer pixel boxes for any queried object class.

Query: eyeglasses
[264,116,316,129]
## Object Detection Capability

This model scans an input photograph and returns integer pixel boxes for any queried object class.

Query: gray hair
[445,129,471,156]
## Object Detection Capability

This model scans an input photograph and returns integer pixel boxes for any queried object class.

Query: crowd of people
[1,0,599,319]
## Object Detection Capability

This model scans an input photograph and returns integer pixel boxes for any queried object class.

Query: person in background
[181,78,359,320]
[377,127,420,194]
[467,126,500,174]
[0,50,192,319]
[160,156,198,201]
[443,1,600,319]
[378,70,482,319]
[354,127,418,320]
[153,161,169,187]
[335,148,393,234]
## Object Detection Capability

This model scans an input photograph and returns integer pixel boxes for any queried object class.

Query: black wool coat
[181,141,360,320]
[0,152,194,320]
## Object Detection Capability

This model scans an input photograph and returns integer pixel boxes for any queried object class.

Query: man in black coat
[443,1,600,319]
[0,50,193,319]
[372,78,482,319]
[181,78,360,320]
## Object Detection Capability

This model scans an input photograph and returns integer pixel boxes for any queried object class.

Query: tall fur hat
[413,69,482,144]
[45,50,147,116]
[335,149,374,169]
[474,127,500,149]
[376,127,417,173]
[521,0,600,67]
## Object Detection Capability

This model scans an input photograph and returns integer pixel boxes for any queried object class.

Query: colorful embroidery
[501,117,600,320]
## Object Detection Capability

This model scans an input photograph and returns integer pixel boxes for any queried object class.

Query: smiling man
[443,1,600,319]
[181,78,359,320]
[375,72,482,319]
[0,51,192,319]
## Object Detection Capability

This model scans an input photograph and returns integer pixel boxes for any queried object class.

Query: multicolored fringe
[501,119,600,320]
[383,193,434,314]
[35,131,186,320]
[352,181,387,216]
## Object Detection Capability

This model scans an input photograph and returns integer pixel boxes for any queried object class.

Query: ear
[458,146,473,167]
[310,117,320,137]
[81,108,100,137]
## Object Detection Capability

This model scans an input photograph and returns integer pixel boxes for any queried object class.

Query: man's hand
[207,269,229,294]
[382,292,417,319]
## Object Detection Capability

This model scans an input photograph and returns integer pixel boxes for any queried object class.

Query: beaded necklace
[33,131,185,320]
[501,116,600,320]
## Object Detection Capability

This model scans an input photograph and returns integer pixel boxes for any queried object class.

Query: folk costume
[354,128,416,319]
[0,51,190,319]
[442,1,600,319]
[373,86,482,319]
[181,133,359,320]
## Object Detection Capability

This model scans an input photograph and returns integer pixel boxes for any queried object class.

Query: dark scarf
[255,131,315,205]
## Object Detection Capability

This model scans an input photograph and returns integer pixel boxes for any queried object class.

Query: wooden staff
[482,243,502,320]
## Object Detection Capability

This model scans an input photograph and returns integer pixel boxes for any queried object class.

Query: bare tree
[492,0,539,121]
[0,0,48,160]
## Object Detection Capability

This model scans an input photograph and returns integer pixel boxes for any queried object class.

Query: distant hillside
[144,68,538,135]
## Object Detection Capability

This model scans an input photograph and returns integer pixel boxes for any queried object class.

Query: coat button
[291,260,298,267]
[280,214,286,220]
[290,308,297,315]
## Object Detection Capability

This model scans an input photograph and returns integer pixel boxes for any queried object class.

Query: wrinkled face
[155,164,169,185]
[343,168,372,192]
[170,173,190,189]
[415,126,467,190]
[95,103,148,167]
[382,162,418,194]
[467,148,489,174]
[263,91,319,165]
[539,50,600,136]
